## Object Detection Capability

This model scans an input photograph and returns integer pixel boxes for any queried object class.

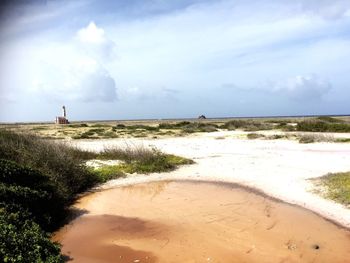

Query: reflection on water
[54,181,350,263]
[120,180,170,200]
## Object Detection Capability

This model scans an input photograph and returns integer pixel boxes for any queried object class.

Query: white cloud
[301,0,350,19]
[76,21,116,61]
[28,22,118,102]
[32,59,117,102]
[120,85,179,101]
[77,21,106,44]
[271,75,331,100]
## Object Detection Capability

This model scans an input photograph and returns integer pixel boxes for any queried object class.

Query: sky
[0,0,350,122]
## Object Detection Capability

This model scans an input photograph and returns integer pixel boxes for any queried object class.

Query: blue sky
[0,0,350,122]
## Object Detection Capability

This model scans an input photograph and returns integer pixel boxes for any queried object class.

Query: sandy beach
[71,130,350,229]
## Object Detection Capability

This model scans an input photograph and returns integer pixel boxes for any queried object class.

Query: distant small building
[55,116,69,124]
[198,115,206,119]
[55,106,69,124]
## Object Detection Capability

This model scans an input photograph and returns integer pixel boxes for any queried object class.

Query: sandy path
[70,131,350,228]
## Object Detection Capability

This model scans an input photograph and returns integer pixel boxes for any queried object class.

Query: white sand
[70,131,350,228]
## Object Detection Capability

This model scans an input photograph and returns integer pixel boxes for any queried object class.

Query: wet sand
[53,181,350,263]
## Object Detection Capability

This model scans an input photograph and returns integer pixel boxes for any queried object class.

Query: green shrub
[247,133,265,139]
[221,120,273,131]
[336,138,350,143]
[298,134,334,144]
[316,116,344,123]
[221,120,250,130]
[89,165,125,182]
[158,121,191,129]
[0,130,98,202]
[297,121,350,132]
[0,159,64,261]
[126,125,159,131]
[281,125,296,131]
[90,124,111,128]
[92,147,194,174]
[0,160,65,231]
[0,208,62,263]
[68,123,88,128]
[298,135,316,144]
[102,131,119,138]
[115,124,126,129]
[317,172,350,206]
[269,134,286,139]
[159,122,218,133]
[116,151,175,173]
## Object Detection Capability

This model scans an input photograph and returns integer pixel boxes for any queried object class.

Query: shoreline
[96,178,350,231]
[72,131,350,229]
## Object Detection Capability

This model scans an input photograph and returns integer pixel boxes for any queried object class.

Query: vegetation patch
[266,134,288,140]
[297,120,350,133]
[314,172,350,207]
[158,122,218,133]
[335,138,350,143]
[221,120,274,131]
[93,146,194,174]
[0,207,62,263]
[68,123,88,128]
[298,134,334,144]
[0,130,98,201]
[125,124,159,131]
[158,121,191,129]
[247,133,265,139]
[316,116,344,123]
[89,165,125,182]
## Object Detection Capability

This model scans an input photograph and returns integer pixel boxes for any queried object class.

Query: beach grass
[316,172,350,207]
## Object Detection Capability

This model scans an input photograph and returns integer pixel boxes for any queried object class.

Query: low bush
[268,134,286,140]
[91,146,194,175]
[158,121,191,129]
[68,123,88,128]
[0,159,64,261]
[0,208,62,263]
[317,172,350,206]
[158,122,218,133]
[115,124,126,129]
[221,120,273,131]
[100,146,192,169]
[299,135,316,144]
[90,124,111,128]
[126,125,159,131]
[297,120,350,133]
[336,138,350,143]
[0,130,98,203]
[298,134,334,144]
[316,116,344,123]
[281,125,296,131]
[247,133,265,139]
[0,160,65,231]
[89,165,125,182]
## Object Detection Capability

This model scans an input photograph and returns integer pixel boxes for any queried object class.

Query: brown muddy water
[53,181,350,263]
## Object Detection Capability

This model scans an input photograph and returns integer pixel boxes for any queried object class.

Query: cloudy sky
[0,0,350,122]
